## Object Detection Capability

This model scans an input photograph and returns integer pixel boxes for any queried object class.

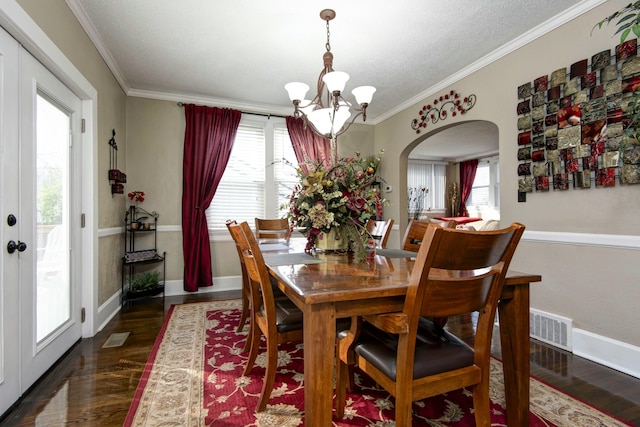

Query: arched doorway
[399,120,499,231]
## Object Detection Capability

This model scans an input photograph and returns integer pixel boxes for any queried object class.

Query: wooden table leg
[498,283,531,427]
[303,302,336,426]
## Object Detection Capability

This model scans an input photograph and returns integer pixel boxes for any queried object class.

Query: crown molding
[373,0,608,125]
[66,0,130,93]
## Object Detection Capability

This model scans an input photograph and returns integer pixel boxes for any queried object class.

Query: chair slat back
[255,218,291,243]
[226,220,250,288]
[402,220,430,252]
[402,219,456,252]
[228,221,278,313]
[408,223,525,328]
[366,218,394,248]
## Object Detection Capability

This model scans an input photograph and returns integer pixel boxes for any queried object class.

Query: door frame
[0,0,98,337]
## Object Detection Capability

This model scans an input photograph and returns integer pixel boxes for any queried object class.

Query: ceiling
[66,0,595,160]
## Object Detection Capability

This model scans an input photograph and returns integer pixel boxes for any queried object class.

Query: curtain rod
[176,102,287,119]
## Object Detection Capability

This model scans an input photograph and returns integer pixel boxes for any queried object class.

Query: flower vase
[316,227,348,251]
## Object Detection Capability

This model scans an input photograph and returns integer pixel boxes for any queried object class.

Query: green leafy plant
[129,271,160,292]
[594,2,640,151]
[593,2,640,43]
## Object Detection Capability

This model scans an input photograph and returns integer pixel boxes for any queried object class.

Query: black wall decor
[108,129,126,194]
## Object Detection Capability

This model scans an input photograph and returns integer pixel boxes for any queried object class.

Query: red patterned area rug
[125,300,631,426]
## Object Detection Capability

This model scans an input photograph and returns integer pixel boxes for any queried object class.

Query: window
[407,160,446,215]
[467,156,499,212]
[207,115,297,232]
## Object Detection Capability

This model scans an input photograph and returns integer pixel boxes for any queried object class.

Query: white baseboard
[95,276,242,337]
[164,276,242,296]
[572,328,640,379]
[96,291,122,334]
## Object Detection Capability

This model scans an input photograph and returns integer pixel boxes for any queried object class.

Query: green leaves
[594,3,640,144]
[593,2,640,43]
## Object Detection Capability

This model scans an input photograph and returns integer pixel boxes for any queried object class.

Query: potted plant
[128,271,161,296]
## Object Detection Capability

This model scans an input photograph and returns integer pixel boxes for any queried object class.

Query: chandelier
[285,9,376,145]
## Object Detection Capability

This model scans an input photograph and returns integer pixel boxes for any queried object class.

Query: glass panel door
[35,93,71,342]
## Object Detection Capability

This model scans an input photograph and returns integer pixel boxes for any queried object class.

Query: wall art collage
[516,39,640,199]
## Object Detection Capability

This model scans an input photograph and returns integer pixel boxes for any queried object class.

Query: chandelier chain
[325,18,331,52]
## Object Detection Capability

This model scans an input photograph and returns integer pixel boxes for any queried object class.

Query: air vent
[530,309,572,351]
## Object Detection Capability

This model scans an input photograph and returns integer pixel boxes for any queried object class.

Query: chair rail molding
[523,230,640,250]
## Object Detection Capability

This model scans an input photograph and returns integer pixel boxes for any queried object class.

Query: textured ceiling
[66,0,601,159]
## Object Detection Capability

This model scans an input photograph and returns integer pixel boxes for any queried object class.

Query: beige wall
[374,0,640,347]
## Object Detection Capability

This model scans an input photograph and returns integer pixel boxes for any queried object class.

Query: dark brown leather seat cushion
[266,296,350,334]
[271,297,304,333]
[350,317,474,381]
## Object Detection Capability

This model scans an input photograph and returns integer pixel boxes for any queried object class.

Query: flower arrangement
[286,150,386,259]
[127,190,145,203]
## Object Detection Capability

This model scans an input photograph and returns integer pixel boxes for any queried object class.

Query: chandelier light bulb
[285,82,310,102]
[308,108,334,136]
[332,106,352,132]
[352,86,376,106]
[322,71,350,93]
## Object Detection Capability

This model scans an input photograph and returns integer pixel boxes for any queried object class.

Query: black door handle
[7,240,27,254]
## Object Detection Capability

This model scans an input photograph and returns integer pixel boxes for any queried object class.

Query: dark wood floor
[1,291,639,426]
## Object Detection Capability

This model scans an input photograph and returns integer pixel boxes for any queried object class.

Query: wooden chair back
[227,221,278,329]
[226,221,303,412]
[254,217,291,244]
[402,219,456,251]
[336,222,525,426]
[366,218,394,248]
[226,220,251,336]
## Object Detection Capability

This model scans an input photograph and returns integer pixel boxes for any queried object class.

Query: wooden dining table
[264,246,541,426]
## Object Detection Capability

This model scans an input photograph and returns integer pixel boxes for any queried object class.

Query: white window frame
[407,160,447,215]
[206,115,296,239]
[466,155,500,217]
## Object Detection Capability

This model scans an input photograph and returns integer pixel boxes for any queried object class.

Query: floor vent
[530,309,572,352]
[102,332,130,348]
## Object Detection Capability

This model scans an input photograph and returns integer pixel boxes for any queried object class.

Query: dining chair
[366,218,394,248]
[335,222,525,426]
[254,217,291,244]
[227,221,303,412]
[225,220,252,344]
[402,219,456,252]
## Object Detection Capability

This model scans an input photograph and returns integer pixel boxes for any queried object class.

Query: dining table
[263,243,541,426]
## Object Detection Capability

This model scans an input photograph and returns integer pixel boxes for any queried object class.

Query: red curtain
[182,104,241,292]
[459,159,478,217]
[285,116,333,171]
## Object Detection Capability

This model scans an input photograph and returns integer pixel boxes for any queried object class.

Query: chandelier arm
[333,110,365,139]
[316,71,328,109]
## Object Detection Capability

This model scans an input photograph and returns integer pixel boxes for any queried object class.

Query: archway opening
[400,120,499,231]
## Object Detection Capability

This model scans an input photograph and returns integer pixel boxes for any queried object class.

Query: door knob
[7,240,27,254]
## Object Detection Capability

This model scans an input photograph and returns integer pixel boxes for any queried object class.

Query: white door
[0,28,83,415]
[0,22,22,417]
